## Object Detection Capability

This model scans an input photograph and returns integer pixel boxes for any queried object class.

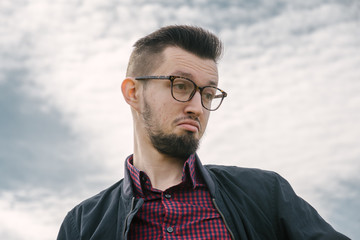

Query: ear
[121,77,141,111]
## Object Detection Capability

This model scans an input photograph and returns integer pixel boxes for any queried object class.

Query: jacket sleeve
[272,173,350,240]
[57,210,80,240]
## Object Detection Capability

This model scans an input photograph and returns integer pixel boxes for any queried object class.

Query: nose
[184,91,204,116]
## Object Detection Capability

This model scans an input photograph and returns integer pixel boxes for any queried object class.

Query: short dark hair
[126,25,223,77]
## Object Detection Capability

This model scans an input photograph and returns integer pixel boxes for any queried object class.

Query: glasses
[135,75,227,111]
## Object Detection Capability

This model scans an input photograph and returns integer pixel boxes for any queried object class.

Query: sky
[0,0,359,239]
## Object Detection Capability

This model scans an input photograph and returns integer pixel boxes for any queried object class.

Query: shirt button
[164,193,172,199]
[166,226,174,233]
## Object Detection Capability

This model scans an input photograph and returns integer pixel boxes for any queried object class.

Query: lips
[176,118,201,133]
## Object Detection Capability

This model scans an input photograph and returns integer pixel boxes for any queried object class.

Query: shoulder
[204,164,282,184]
[203,164,292,200]
[203,165,293,223]
[203,165,350,239]
[71,179,124,214]
[64,179,125,228]
[58,180,126,239]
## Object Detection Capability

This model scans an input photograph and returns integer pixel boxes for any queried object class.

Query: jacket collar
[122,155,134,199]
[194,153,216,197]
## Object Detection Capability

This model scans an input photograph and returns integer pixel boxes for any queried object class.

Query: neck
[133,133,186,191]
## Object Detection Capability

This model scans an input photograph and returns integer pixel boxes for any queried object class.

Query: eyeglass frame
[135,75,227,111]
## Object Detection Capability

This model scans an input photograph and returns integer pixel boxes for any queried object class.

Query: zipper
[212,198,236,240]
[123,197,135,238]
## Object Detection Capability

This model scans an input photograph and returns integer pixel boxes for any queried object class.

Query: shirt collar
[126,153,202,197]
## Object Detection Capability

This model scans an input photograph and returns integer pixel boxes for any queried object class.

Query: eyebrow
[172,71,218,86]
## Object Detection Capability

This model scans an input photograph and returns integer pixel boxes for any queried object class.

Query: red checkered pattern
[127,154,231,239]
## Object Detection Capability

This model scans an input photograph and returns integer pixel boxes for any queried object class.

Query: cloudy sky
[1,0,359,239]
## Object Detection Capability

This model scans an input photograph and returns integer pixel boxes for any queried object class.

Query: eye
[172,78,193,92]
[204,92,214,100]
[173,82,187,90]
[202,88,217,101]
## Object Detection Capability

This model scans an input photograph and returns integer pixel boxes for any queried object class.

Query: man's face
[139,46,219,159]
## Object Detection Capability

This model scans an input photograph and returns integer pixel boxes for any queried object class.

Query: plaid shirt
[127,154,231,239]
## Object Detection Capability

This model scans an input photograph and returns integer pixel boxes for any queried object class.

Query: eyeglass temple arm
[215,91,227,99]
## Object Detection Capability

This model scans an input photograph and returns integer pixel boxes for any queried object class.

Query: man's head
[122,25,224,159]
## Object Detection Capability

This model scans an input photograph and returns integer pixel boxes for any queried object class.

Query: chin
[179,130,200,139]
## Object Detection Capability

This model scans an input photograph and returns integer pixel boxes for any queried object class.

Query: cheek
[157,104,175,126]
[145,91,176,128]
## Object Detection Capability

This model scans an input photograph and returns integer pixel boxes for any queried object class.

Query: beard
[142,99,200,160]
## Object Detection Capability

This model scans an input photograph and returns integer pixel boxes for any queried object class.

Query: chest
[128,186,232,239]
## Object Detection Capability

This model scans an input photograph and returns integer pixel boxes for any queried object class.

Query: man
[57,25,349,239]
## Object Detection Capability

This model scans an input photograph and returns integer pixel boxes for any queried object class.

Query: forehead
[153,46,219,85]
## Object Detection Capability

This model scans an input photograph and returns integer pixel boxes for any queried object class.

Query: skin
[121,46,219,191]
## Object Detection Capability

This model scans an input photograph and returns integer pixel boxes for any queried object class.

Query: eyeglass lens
[171,77,223,110]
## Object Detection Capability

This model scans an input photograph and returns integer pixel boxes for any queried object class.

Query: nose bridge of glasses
[184,85,200,103]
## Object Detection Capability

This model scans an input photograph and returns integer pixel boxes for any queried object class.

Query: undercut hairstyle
[126,25,223,77]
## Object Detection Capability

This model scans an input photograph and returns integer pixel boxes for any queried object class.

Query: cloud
[0,189,87,240]
[0,76,110,191]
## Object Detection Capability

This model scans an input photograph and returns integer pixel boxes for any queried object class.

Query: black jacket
[57,155,350,239]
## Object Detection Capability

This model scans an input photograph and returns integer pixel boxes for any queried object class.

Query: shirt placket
[162,190,178,239]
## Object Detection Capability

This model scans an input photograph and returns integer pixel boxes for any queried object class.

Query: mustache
[174,116,200,124]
